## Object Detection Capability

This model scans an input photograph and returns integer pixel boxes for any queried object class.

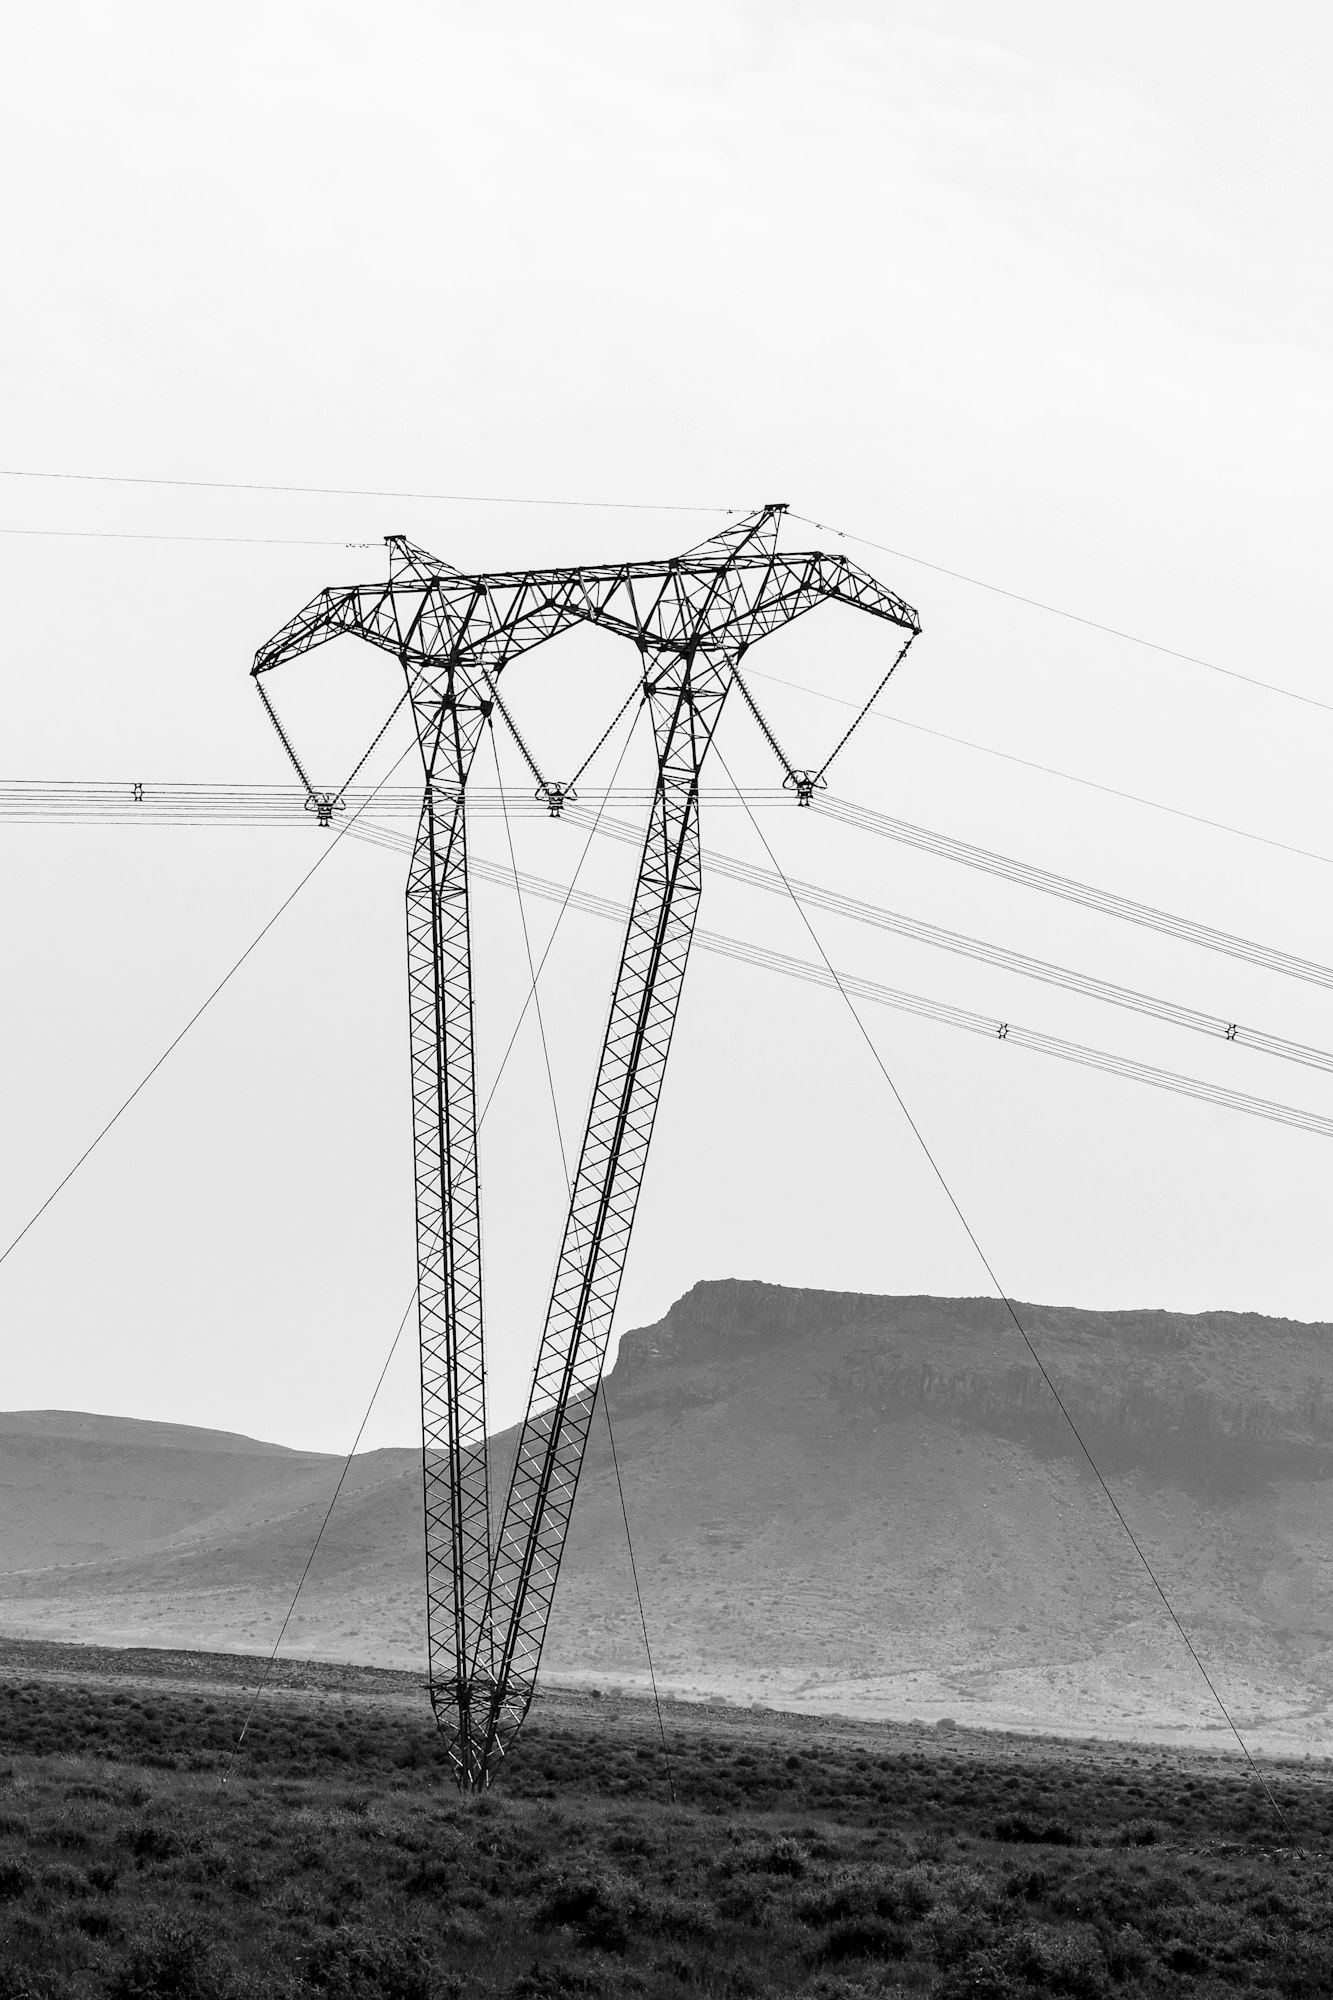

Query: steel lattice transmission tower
[253,505,920,1789]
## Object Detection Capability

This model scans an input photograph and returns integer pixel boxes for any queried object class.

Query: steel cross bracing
[253,536,592,1785]
[251,505,920,1788]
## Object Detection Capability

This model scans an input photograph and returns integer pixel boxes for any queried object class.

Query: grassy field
[0,1640,1329,1998]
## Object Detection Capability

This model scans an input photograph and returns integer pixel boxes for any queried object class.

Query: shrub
[641,1891,717,1944]
[760,1834,809,1877]
[107,1918,213,2000]
[1009,1921,1108,1997]
[717,1879,772,1924]
[402,1858,452,1898]
[39,1862,87,1896]
[818,1916,909,1963]
[725,1834,809,1879]
[1162,1937,1208,1975]
[994,1816,1078,1847]
[1100,1924,1148,1981]
[936,1951,1025,2000]
[305,1924,435,2000]
[0,1967,66,2000]
[511,1967,604,1998]
[927,1904,999,1968]
[122,1824,180,1863]
[538,1876,632,1953]
[937,1922,1108,2000]
[0,1857,34,1899]
[795,1863,933,1929]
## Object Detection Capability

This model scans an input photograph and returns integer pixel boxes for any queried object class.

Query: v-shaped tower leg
[408,775,492,1786]
[476,651,732,1779]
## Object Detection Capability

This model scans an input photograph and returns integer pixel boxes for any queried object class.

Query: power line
[18,752,1323,1140]
[423,835,1333,1145]
[564,808,1333,1079]
[0,525,368,549]
[12,776,1330,1019]
[10,668,1329,878]
[0,746,415,1274]
[3,743,604,1780]
[696,929,1333,1142]
[0,468,734,515]
[813,794,1333,992]
[0,780,786,823]
[3,472,1311,727]
[792,509,1333,720]
[342,806,1333,1140]
[4,475,1312,745]
[713,741,1293,1837]
[749,667,1333,875]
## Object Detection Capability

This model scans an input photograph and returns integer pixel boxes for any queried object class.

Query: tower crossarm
[251,563,590,688]
[460,546,919,661]
[250,546,594,802]
[564,548,920,654]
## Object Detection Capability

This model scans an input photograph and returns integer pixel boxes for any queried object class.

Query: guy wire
[712,743,1294,1842]
[491,722,570,1187]
[223,1287,417,1782]
[490,718,676,1803]
[476,694,645,1131]
[599,1379,678,1805]
[789,509,1333,721]
[0,738,418,1275]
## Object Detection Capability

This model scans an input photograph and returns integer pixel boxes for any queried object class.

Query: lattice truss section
[254,539,591,1784]
[251,506,920,1788]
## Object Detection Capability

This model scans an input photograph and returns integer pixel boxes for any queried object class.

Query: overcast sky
[3,1,1333,1453]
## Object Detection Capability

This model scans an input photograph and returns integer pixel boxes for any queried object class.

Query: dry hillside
[3,1280,1332,1749]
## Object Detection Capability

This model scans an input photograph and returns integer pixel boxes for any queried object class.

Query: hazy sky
[3,2,1333,1451]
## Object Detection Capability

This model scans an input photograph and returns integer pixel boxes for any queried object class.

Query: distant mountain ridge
[3,1279,1333,1750]
[0,1410,319,1455]
[617,1282,1333,1491]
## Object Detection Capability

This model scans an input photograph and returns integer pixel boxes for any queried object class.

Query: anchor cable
[491,722,676,1801]
[0,742,417,1276]
[491,723,569,1185]
[599,1379,677,1804]
[222,1286,417,1781]
[476,694,645,1131]
[713,743,1293,1840]
[790,509,1333,721]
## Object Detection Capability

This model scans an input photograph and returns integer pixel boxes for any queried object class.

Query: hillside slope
[4,1282,1333,1748]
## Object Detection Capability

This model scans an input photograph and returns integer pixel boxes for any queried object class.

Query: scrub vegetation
[0,1641,1329,1998]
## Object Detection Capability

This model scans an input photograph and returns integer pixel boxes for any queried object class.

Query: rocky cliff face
[613,1282,1333,1496]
